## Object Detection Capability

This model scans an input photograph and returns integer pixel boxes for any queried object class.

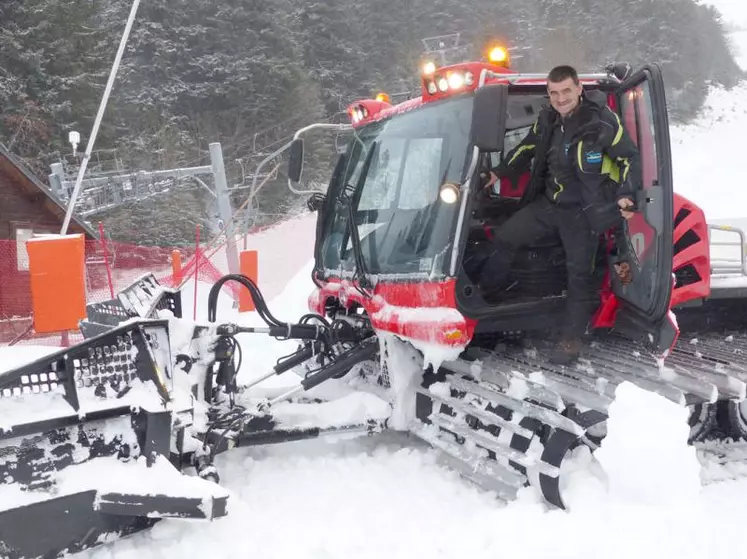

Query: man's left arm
[600,108,640,218]
[576,108,640,220]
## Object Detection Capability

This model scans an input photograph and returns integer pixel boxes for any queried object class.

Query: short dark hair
[547,65,579,85]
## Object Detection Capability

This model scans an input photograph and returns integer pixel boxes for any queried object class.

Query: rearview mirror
[470,83,507,152]
[288,138,304,182]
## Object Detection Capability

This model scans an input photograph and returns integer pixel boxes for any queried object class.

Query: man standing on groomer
[479,65,639,365]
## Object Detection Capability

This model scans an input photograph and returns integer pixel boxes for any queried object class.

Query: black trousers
[480,196,599,339]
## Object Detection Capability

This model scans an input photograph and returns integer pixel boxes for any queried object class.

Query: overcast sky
[705,0,747,26]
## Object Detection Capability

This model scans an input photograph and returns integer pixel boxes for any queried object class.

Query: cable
[207,274,283,326]
[233,337,243,378]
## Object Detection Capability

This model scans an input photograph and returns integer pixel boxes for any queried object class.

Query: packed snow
[3,12,747,558]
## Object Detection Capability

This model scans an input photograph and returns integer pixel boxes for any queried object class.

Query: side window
[617,79,661,307]
[503,126,531,156]
[621,83,658,195]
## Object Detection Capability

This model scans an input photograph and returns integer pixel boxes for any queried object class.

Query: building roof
[0,143,97,238]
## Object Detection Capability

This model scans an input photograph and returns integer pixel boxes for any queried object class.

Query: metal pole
[61,0,141,235]
[98,222,115,299]
[209,142,240,276]
[193,225,201,321]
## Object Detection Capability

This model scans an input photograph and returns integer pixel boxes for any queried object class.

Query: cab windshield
[319,95,474,278]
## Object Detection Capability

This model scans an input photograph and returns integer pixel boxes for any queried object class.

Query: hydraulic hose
[207,274,331,341]
[207,274,286,326]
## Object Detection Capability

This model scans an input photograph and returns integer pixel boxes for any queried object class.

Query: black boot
[549,337,582,365]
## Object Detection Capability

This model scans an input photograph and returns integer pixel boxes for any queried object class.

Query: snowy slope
[672,82,747,222]
[671,2,747,223]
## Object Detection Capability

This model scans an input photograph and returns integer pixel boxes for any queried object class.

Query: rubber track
[412,331,747,509]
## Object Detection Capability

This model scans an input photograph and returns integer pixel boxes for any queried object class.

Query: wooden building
[0,143,96,335]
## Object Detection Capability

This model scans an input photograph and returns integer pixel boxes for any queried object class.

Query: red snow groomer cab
[292,47,709,355]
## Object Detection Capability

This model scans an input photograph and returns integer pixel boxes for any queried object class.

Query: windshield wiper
[342,140,378,295]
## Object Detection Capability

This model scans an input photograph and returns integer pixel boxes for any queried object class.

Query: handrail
[708,224,747,276]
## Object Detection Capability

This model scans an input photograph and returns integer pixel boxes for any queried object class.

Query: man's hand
[480,171,498,193]
[618,197,635,220]
[614,261,633,285]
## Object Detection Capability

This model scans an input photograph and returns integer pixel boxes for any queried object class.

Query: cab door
[609,64,677,351]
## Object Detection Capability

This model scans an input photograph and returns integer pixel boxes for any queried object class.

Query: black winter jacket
[497,90,641,232]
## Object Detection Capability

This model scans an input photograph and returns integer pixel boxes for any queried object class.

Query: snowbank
[671,81,747,221]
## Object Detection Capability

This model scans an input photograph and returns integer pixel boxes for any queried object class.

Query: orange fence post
[172,249,183,286]
[26,234,87,334]
[98,222,115,299]
[239,249,259,312]
[193,225,200,321]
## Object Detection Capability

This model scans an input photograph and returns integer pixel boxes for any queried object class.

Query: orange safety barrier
[172,249,183,285]
[27,234,87,334]
[239,249,259,312]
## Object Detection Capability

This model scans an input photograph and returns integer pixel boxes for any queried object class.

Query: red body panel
[671,193,711,307]
[308,278,477,347]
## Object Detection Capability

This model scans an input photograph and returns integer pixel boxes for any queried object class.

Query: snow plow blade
[79,273,182,338]
[0,319,227,559]
[95,489,227,520]
[0,474,228,559]
[0,492,156,559]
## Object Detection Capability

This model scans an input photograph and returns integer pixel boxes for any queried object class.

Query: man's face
[547,77,582,117]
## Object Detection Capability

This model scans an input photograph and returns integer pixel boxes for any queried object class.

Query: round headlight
[439,182,459,204]
[437,76,449,92]
[426,80,437,95]
[448,72,464,89]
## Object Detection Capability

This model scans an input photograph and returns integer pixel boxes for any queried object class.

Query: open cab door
[608,64,677,352]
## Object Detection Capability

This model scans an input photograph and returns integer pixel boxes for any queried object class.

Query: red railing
[0,211,319,348]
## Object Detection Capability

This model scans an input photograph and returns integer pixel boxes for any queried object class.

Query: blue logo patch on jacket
[585,151,603,164]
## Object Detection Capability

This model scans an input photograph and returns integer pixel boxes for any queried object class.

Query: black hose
[207,275,330,336]
[207,274,285,326]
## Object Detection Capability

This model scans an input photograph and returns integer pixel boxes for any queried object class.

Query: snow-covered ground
[3,12,747,558]
[64,272,747,559]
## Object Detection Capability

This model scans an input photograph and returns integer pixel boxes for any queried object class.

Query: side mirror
[606,62,633,82]
[470,83,507,152]
[288,138,304,182]
[306,192,326,212]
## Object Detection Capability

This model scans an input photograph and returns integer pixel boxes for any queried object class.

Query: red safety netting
[0,235,239,347]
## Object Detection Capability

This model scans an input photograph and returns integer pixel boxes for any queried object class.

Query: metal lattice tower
[421,33,473,66]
